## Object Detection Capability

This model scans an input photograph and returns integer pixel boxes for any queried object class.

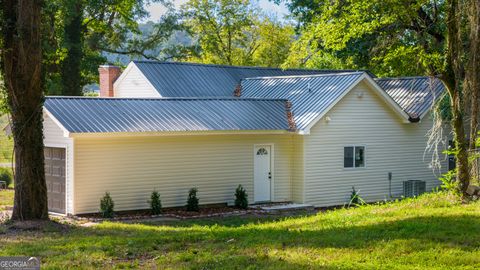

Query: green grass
[1,192,480,269]
[0,188,13,211]
[0,114,13,163]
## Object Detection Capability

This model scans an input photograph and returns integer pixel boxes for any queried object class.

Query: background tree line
[42,0,295,97]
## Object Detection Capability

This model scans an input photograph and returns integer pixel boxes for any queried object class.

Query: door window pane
[257,148,268,155]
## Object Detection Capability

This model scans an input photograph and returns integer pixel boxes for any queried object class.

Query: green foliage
[234,184,248,209]
[60,0,84,96]
[100,192,115,218]
[0,114,13,163]
[349,186,365,206]
[0,75,8,115]
[439,169,459,194]
[251,18,295,67]
[0,167,12,188]
[149,190,162,215]
[186,188,199,212]
[83,91,99,97]
[283,0,446,77]
[182,0,294,67]
[42,0,185,96]
[0,189,14,211]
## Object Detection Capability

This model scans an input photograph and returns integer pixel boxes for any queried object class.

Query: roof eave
[67,129,292,138]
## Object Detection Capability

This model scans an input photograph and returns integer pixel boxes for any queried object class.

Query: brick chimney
[98,65,121,97]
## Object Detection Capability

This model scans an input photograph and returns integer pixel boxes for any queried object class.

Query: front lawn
[1,192,479,269]
[0,114,13,164]
[0,188,13,211]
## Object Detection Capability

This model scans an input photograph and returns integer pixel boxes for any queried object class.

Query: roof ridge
[45,96,289,102]
[375,76,439,81]
[132,60,370,74]
[242,71,365,81]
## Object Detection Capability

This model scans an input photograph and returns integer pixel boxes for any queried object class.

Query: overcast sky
[144,0,289,22]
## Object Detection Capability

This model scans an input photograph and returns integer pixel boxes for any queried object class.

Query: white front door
[254,145,272,202]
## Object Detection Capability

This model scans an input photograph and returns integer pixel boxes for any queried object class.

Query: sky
[144,0,289,22]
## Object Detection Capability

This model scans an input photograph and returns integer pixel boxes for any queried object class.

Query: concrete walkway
[251,203,315,212]
[0,163,13,168]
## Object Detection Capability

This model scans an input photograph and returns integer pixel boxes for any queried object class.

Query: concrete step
[253,203,315,212]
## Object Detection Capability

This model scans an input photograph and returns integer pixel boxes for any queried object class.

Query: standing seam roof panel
[133,61,372,97]
[375,77,445,118]
[240,73,364,131]
[44,97,291,133]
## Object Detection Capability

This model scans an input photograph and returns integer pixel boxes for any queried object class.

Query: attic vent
[403,180,426,197]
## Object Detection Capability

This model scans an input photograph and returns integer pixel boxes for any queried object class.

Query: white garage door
[44,147,66,214]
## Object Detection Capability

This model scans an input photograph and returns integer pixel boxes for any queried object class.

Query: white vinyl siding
[114,64,160,98]
[292,135,304,203]
[72,134,294,214]
[43,114,74,214]
[303,81,447,207]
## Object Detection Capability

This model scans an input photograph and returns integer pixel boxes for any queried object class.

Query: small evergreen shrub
[234,184,248,209]
[349,186,365,206]
[100,192,115,218]
[186,188,199,212]
[0,168,12,188]
[150,190,162,215]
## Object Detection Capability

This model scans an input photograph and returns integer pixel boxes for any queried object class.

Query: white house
[42,61,448,215]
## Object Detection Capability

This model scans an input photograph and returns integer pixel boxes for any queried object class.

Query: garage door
[44,147,66,214]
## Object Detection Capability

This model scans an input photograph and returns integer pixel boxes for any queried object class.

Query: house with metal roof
[41,61,448,215]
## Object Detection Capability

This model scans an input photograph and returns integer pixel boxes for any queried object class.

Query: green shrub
[234,184,248,209]
[149,190,162,215]
[349,186,365,206]
[0,168,12,188]
[100,192,115,218]
[186,188,199,212]
[439,169,459,194]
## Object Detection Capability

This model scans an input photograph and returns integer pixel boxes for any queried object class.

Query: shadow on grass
[2,213,480,268]
[139,212,315,228]
[104,214,480,249]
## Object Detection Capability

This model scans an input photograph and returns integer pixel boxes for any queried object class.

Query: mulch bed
[71,205,268,222]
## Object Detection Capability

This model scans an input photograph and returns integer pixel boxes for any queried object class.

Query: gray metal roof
[133,60,372,97]
[240,72,365,131]
[44,97,290,133]
[375,76,445,118]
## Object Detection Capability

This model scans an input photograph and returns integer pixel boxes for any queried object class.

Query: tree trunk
[467,0,480,150]
[1,0,49,220]
[443,0,470,197]
[61,0,84,96]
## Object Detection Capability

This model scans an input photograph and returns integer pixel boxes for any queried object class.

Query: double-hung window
[344,146,365,168]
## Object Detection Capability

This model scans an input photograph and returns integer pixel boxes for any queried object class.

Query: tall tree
[466,0,480,149]
[182,0,294,67]
[442,0,470,196]
[282,0,445,77]
[44,0,185,96]
[182,0,260,65]
[61,0,84,96]
[1,0,49,220]
[251,18,295,67]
